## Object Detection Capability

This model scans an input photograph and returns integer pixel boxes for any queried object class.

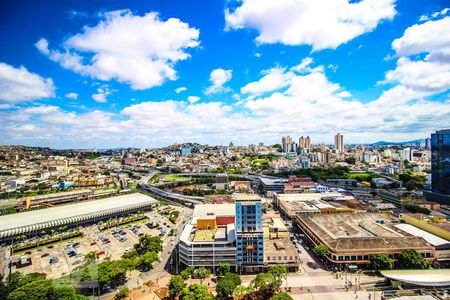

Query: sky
[0,0,449,149]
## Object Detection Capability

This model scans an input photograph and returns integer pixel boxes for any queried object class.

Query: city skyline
[1,0,449,148]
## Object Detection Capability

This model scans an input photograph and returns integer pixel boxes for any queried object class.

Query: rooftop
[0,193,158,233]
[192,204,234,219]
[395,223,450,247]
[297,213,433,251]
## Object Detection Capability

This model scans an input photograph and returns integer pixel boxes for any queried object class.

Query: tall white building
[334,133,344,153]
[401,147,414,162]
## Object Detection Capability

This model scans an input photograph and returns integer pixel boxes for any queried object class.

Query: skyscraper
[401,147,414,162]
[431,129,450,197]
[305,136,311,149]
[282,136,293,153]
[334,133,344,153]
[425,138,431,150]
[235,194,264,271]
[299,136,305,148]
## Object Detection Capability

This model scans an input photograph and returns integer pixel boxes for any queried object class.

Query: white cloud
[376,15,450,106]
[187,96,200,104]
[92,88,112,103]
[36,10,200,90]
[241,66,292,96]
[175,86,187,93]
[392,16,450,62]
[0,62,55,102]
[225,0,396,50]
[254,52,262,58]
[65,92,78,99]
[3,55,448,148]
[205,68,232,94]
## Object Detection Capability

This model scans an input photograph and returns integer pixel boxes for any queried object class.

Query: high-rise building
[334,133,344,153]
[305,136,311,149]
[401,147,413,162]
[425,138,431,150]
[299,136,305,148]
[235,194,264,270]
[281,136,293,153]
[431,129,450,197]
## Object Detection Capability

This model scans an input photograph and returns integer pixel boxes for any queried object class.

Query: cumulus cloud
[2,54,448,148]
[0,62,55,102]
[241,66,292,96]
[205,68,232,94]
[92,88,112,103]
[65,92,78,99]
[175,86,187,93]
[225,0,396,50]
[187,96,200,104]
[36,10,200,90]
[376,15,450,106]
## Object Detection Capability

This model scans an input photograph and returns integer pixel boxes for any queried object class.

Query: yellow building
[400,213,450,241]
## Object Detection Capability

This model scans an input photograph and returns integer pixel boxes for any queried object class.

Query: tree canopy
[398,249,431,269]
[216,272,242,299]
[370,254,393,270]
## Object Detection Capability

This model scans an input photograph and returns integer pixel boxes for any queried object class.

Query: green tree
[398,249,431,269]
[216,272,242,299]
[268,265,287,291]
[216,262,231,277]
[233,285,250,300]
[345,157,356,165]
[114,287,130,300]
[249,273,280,298]
[179,284,214,300]
[169,275,186,298]
[180,266,195,280]
[193,267,211,282]
[8,279,53,300]
[370,254,393,270]
[270,292,294,300]
[134,235,162,255]
[313,244,330,257]
[138,251,158,271]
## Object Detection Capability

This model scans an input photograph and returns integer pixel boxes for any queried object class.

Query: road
[138,171,203,205]
[100,207,192,299]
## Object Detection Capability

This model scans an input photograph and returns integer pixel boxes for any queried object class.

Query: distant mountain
[371,139,425,146]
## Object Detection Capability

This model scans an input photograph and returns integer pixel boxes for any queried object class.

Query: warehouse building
[275,193,355,218]
[0,193,158,243]
[295,213,435,268]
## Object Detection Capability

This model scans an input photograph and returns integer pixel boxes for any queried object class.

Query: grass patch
[13,235,82,255]
[164,175,189,181]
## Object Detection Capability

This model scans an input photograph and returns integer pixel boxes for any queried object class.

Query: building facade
[334,133,344,153]
[431,129,450,199]
[235,195,264,270]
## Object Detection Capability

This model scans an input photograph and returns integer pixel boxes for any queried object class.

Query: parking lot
[8,209,178,279]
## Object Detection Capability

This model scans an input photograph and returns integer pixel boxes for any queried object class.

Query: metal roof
[381,269,450,287]
[0,193,157,239]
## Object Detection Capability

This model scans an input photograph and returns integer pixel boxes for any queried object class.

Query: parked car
[41,253,49,258]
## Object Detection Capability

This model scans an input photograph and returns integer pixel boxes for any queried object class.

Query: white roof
[395,223,449,246]
[192,204,235,218]
[276,192,346,202]
[0,193,157,235]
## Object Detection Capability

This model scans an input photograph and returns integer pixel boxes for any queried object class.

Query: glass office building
[235,195,264,270]
[431,129,450,200]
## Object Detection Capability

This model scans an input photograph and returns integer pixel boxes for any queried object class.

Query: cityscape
[1,1,450,300]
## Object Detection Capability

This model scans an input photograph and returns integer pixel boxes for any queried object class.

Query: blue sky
[0,0,449,148]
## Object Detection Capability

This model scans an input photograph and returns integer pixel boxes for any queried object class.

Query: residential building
[235,194,264,271]
[334,133,344,153]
